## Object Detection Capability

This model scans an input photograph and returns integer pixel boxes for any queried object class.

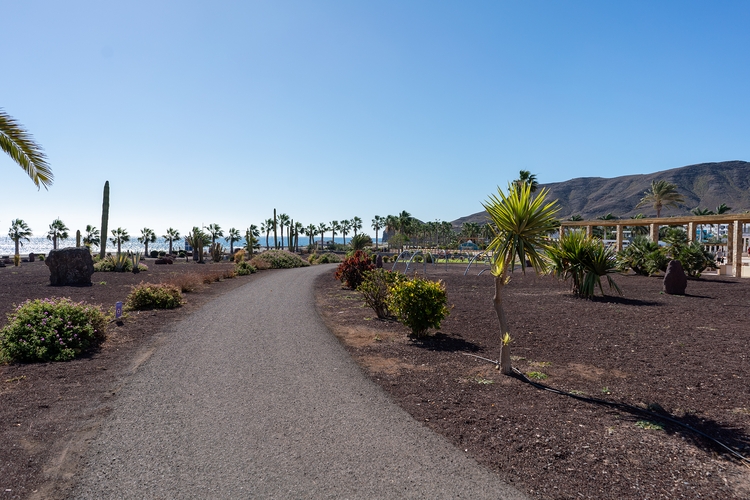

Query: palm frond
[0,109,53,189]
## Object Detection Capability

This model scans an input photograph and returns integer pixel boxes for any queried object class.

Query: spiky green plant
[547,230,622,298]
[99,181,109,258]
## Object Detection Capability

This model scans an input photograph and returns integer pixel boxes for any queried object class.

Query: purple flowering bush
[0,298,108,362]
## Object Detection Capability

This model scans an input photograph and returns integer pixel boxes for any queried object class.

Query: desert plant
[138,228,156,256]
[131,251,143,274]
[235,260,257,276]
[618,236,666,276]
[0,298,107,362]
[226,227,241,255]
[387,276,449,337]
[334,250,375,289]
[244,225,261,255]
[150,250,159,258]
[99,181,109,258]
[187,227,209,263]
[165,273,203,292]
[163,227,180,255]
[233,249,246,262]
[125,282,182,310]
[547,230,622,298]
[349,233,372,251]
[210,242,224,263]
[357,268,406,319]
[309,252,341,265]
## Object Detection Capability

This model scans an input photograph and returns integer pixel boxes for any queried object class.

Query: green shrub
[252,250,310,269]
[673,241,715,277]
[548,230,621,298]
[334,250,375,289]
[158,251,166,257]
[357,269,406,319]
[125,282,183,310]
[150,250,159,258]
[178,250,186,258]
[309,252,341,265]
[235,261,257,276]
[0,298,108,362]
[387,276,450,337]
[349,234,372,251]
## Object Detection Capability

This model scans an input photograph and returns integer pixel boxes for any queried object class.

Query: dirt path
[69,265,525,499]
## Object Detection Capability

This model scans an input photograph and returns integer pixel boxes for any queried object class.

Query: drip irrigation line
[462,352,750,466]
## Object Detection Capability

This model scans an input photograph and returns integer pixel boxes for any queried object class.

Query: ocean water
[0,236,375,256]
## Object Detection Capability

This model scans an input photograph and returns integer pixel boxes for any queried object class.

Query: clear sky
[3,1,750,238]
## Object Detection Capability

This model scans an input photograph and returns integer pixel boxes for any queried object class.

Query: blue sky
[3,1,750,238]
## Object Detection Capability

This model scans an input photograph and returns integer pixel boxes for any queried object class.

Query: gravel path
[71,265,525,499]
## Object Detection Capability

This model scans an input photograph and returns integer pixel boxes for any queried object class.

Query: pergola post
[559,225,565,239]
[649,223,659,244]
[616,224,624,252]
[732,221,743,278]
[687,222,696,243]
[586,225,593,238]
[727,223,734,266]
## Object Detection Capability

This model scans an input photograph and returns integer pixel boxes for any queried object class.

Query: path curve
[71,265,525,499]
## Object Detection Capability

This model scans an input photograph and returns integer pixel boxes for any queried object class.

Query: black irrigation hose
[462,352,750,466]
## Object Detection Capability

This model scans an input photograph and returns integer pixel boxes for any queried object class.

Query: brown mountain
[453,160,750,226]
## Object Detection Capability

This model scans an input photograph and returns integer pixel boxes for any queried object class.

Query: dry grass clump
[248,256,272,270]
[163,273,204,293]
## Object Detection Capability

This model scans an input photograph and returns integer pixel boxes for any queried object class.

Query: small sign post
[115,301,123,319]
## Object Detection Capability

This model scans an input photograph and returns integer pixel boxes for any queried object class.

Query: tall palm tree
[340,219,352,245]
[569,214,583,221]
[110,227,130,255]
[204,223,224,245]
[47,218,69,250]
[715,203,731,242]
[278,213,290,248]
[244,225,260,255]
[293,221,303,252]
[226,227,242,255]
[261,219,274,250]
[138,227,156,256]
[83,225,100,249]
[397,211,412,235]
[330,220,340,246]
[317,222,328,249]
[351,216,363,237]
[628,214,649,236]
[483,182,560,374]
[384,214,398,237]
[371,215,384,249]
[8,219,32,264]
[163,228,181,255]
[305,223,317,249]
[513,170,538,193]
[0,108,53,189]
[596,213,617,240]
[636,180,684,217]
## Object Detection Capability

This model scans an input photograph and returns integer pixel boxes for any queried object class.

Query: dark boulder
[376,254,383,269]
[45,248,94,286]
[663,260,688,295]
[155,257,174,265]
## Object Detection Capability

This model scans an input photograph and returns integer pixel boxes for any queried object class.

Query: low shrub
[248,256,272,270]
[309,252,341,265]
[235,261,257,276]
[150,250,159,258]
[200,272,224,284]
[335,250,375,289]
[166,273,203,292]
[233,249,246,262]
[158,251,166,257]
[0,297,108,362]
[357,269,406,319]
[125,282,183,310]
[178,250,186,258]
[251,250,310,269]
[387,276,450,338]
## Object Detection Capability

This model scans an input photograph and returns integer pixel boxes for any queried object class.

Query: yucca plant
[483,182,560,374]
[548,230,621,298]
[618,235,665,276]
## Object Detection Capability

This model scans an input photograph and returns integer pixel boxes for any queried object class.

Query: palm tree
[293,221,303,251]
[569,214,583,221]
[628,214,649,236]
[371,216,384,249]
[226,227,242,256]
[596,213,617,240]
[317,222,328,249]
[8,219,32,264]
[0,108,53,189]
[110,227,130,255]
[163,228,181,255]
[204,223,224,245]
[138,228,156,256]
[244,225,260,255]
[278,213,290,248]
[636,180,684,217]
[397,211,412,235]
[351,216,363,237]
[47,218,69,250]
[330,220,340,246]
[83,225,100,249]
[304,223,317,250]
[513,170,538,193]
[261,219,274,250]
[340,219,352,245]
[483,182,560,374]
[384,215,398,237]
[715,203,731,242]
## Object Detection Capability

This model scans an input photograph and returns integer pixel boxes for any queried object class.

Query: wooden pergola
[559,214,750,278]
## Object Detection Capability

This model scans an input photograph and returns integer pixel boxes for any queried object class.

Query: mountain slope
[453,160,750,226]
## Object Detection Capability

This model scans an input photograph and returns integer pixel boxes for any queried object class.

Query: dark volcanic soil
[315,263,750,499]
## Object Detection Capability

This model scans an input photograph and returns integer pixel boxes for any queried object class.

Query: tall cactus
[76,229,81,247]
[273,208,278,249]
[99,181,110,259]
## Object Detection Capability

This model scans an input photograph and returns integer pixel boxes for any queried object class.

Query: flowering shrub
[250,250,310,269]
[387,276,450,338]
[334,250,375,289]
[0,298,108,362]
[125,282,183,310]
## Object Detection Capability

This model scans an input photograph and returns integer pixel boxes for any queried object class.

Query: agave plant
[548,230,622,299]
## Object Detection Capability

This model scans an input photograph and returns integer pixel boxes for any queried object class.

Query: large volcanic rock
[45,248,94,286]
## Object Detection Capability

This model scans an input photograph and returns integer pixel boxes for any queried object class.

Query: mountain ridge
[453,160,750,226]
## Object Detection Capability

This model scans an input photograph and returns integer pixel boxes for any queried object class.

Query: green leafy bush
[673,241,715,277]
[308,252,342,265]
[548,230,621,298]
[125,282,183,310]
[334,250,375,289]
[235,261,257,276]
[0,298,108,362]
[618,236,664,276]
[150,250,159,258]
[349,234,372,251]
[250,250,310,269]
[357,269,406,319]
[387,276,450,337]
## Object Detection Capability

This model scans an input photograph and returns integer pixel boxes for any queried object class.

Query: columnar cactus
[99,181,110,259]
